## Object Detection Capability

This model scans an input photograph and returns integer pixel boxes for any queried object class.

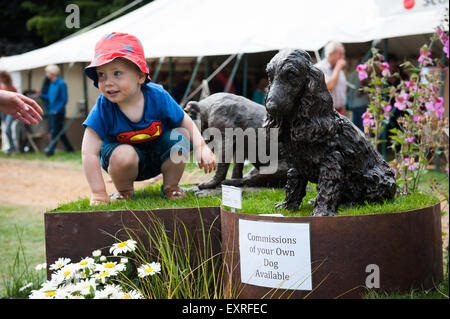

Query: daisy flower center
[45,291,56,297]
[80,261,88,266]
[117,242,128,248]
[145,268,154,273]
[104,263,115,268]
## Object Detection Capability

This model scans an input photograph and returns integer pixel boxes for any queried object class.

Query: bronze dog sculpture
[185,93,288,189]
[265,49,396,216]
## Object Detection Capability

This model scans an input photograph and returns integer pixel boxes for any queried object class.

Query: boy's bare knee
[109,145,139,171]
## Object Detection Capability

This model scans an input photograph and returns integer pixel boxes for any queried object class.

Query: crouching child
[82,32,216,205]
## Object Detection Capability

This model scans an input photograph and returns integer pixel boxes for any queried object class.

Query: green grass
[50,182,441,217]
[0,205,46,297]
[0,150,82,165]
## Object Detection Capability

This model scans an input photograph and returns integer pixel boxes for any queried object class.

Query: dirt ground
[0,158,209,210]
[0,158,448,250]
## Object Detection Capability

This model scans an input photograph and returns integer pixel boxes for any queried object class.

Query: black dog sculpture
[185,93,288,189]
[265,49,396,216]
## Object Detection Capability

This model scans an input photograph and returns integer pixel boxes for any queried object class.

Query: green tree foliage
[21,0,152,45]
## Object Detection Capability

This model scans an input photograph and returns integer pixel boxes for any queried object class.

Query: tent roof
[0,0,447,72]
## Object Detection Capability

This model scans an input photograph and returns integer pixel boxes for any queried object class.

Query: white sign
[239,219,312,291]
[221,185,242,210]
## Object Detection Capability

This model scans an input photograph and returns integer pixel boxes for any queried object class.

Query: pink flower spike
[384,105,392,113]
[362,111,374,127]
[404,157,410,164]
[408,162,419,171]
[406,136,415,143]
[413,114,419,122]
[418,46,432,66]
[380,62,391,77]
[356,64,368,81]
[394,93,409,111]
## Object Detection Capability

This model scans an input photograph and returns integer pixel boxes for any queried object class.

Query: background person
[39,64,74,156]
[315,42,348,116]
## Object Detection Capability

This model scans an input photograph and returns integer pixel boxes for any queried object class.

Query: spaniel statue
[264,49,396,216]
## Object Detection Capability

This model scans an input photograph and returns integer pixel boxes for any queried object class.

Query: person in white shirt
[315,42,348,116]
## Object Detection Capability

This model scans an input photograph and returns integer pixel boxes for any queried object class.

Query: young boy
[82,32,216,205]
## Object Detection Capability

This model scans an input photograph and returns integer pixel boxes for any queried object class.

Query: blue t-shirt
[83,82,185,148]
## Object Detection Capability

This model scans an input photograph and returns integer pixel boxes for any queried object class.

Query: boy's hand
[90,192,110,205]
[196,145,216,174]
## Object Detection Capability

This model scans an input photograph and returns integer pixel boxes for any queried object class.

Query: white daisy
[109,239,137,256]
[29,289,57,299]
[34,263,47,271]
[69,279,96,296]
[76,257,95,270]
[94,269,119,284]
[94,284,122,299]
[95,261,126,273]
[120,289,143,299]
[49,257,71,271]
[137,262,161,278]
[19,282,33,292]
[54,264,78,283]
[92,249,101,257]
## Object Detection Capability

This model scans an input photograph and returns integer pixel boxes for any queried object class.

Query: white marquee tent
[0,0,448,72]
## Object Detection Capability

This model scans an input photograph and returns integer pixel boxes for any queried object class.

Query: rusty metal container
[45,204,443,298]
[220,204,443,299]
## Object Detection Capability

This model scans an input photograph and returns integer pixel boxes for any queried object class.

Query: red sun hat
[85,32,151,88]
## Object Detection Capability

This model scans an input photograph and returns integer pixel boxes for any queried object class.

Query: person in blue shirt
[82,32,216,205]
[39,64,74,156]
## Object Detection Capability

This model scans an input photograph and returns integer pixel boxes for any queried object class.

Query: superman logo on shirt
[115,121,162,144]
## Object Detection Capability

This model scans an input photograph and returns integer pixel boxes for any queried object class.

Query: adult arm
[0,90,43,124]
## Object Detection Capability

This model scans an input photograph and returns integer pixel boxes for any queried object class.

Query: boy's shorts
[100,129,190,181]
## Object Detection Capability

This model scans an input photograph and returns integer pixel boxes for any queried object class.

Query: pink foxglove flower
[356,64,368,81]
[394,93,409,111]
[437,26,449,59]
[418,46,432,66]
[406,136,415,143]
[362,111,375,127]
[380,62,391,77]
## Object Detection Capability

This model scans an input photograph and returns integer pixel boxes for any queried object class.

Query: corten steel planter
[220,204,443,299]
[45,204,443,299]
[44,207,222,279]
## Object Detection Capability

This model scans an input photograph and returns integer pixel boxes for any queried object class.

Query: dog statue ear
[300,64,334,117]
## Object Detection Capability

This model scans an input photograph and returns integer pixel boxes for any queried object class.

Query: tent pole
[82,63,88,117]
[183,54,237,103]
[243,53,248,98]
[225,53,243,92]
[181,56,203,107]
[152,56,165,83]
[204,56,209,79]
[169,57,173,95]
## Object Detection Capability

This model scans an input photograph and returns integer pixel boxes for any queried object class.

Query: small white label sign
[239,219,312,290]
[222,185,242,210]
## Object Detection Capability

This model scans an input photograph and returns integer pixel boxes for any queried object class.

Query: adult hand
[0,90,43,124]
[335,59,347,71]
